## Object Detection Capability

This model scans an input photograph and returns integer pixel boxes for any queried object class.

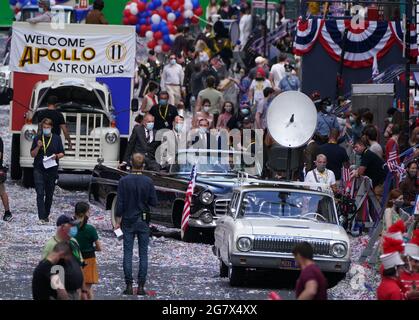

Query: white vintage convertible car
[213,179,351,287]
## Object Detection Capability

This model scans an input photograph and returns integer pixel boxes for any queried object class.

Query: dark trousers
[122,219,150,285]
[34,168,57,220]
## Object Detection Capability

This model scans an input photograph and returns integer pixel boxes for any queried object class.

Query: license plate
[279,259,299,270]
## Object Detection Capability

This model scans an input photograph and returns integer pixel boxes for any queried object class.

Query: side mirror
[131,99,139,112]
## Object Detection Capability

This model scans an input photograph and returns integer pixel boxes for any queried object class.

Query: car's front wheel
[219,260,228,278]
[228,265,245,286]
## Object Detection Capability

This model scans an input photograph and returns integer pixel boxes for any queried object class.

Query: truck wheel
[228,265,245,287]
[111,196,117,229]
[22,167,34,188]
[220,260,228,278]
[10,134,22,180]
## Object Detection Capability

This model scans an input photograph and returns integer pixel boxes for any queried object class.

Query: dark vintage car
[88,149,262,240]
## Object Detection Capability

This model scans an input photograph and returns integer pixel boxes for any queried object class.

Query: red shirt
[399,270,419,293]
[295,264,328,300]
[377,277,405,300]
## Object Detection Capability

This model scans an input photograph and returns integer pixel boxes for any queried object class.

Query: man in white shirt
[238,7,252,49]
[160,54,184,106]
[270,54,287,89]
[305,154,337,192]
[27,0,54,24]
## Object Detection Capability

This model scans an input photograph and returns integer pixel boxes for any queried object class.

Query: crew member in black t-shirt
[353,139,388,200]
[318,129,350,181]
[36,95,72,150]
[148,91,178,131]
[31,118,65,223]
[32,242,73,300]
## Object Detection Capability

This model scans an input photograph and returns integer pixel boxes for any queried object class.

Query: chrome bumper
[230,252,350,273]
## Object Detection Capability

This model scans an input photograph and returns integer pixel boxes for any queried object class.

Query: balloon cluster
[122,0,203,53]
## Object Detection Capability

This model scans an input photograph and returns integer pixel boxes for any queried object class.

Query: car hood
[242,218,347,241]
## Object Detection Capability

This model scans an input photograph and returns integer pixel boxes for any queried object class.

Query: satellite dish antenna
[267,91,317,179]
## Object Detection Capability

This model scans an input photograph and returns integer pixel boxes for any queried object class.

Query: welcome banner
[10,23,136,78]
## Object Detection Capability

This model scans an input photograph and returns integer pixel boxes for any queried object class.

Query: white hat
[255,56,265,64]
[380,252,405,270]
[386,231,404,241]
[404,243,419,261]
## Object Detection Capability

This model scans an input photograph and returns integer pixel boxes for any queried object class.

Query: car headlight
[199,211,213,223]
[237,237,252,252]
[24,129,36,141]
[105,132,117,144]
[199,190,214,205]
[331,243,347,258]
[0,78,6,87]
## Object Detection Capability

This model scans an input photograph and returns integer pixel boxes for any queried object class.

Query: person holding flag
[181,164,198,240]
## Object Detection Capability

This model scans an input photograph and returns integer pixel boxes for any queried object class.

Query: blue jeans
[34,168,57,220]
[122,219,150,285]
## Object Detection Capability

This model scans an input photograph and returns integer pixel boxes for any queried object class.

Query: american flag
[181,165,197,238]
[387,150,405,175]
[342,167,352,193]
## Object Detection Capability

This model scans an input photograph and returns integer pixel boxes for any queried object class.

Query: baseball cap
[56,215,78,227]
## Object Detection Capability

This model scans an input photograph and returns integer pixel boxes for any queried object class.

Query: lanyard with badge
[159,105,169,127]
[42,134,52,153]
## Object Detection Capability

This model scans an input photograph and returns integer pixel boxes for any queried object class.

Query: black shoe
[123,284,133,295]
[3,212,13,222]
[137,285,146,296]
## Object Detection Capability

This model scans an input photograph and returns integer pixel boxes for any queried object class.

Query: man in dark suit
[191,118,220,150]
[120,114,160,171]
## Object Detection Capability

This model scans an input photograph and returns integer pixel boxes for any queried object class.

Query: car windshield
[169,151,262,175]
[239,190,337,224]
[37,86,105,110]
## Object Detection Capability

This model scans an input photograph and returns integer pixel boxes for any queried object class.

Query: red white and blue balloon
[122,0,203,52]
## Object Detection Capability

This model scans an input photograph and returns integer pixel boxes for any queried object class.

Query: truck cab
[18,78,120,187]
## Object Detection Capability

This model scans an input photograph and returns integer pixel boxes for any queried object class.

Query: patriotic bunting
[294,18,418,68]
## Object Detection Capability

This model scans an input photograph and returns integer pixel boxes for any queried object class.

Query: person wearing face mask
[256,87,276,130]
[315,98,340,145]
[249,68,271,116]
[279,64,300,92]
[73,202,102,300]
[42,215,84,300]
[192,118,219,150]
[27,0,53,24]
[30,118,65,224]
[400,162,419,213]
[160,54,184,106]
[304,154,337,192]
[352,139,388,199]
[383,189,404,232]
[194,99,215,129]
[121,114,161,171]
[385,124,401,163]
[149,91,179,131]
[196,76,224,122]
[140,82,159,114]
[227,102,251,130]
[216,101,234,129]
